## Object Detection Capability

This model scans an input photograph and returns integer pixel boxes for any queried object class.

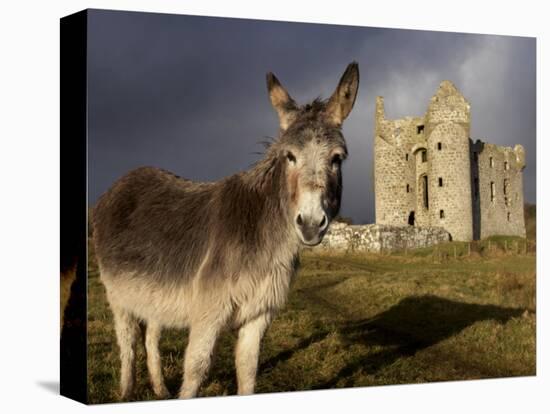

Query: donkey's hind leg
[112,306,140,400]
[145,322,170,398]
[235,313,272,395]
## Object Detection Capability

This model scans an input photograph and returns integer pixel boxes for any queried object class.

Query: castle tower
[374,96,398,224]
[425,81,473,241]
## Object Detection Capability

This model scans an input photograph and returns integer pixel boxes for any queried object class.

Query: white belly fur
[100,265,295,330]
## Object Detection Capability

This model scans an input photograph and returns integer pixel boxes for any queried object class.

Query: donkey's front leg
[145,322,170,398]
[179,317,226,399]
[235,313,272,395]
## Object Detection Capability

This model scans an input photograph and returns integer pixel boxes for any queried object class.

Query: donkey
[92,62,359,399]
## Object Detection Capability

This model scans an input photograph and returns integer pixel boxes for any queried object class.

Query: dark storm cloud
[88,9,536,223]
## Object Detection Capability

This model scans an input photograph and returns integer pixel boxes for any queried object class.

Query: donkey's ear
[325,62,360,127]
[267,72,298,131]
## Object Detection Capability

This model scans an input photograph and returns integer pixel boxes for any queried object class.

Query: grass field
[87,240,536,404]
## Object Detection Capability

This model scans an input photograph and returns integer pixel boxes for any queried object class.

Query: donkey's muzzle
[296,213,329,246]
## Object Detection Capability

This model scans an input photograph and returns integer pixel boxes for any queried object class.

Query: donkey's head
[266,62,359,246]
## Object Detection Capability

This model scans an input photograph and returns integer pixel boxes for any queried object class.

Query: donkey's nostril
[296,214,303,226]
[319,215,327,229]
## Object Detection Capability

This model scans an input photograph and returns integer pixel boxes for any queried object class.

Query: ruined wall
[315,222,450,253]
[476,143,526,238]
[374,96,423,226]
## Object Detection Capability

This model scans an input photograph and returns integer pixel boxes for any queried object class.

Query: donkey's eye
[286,151,297,165]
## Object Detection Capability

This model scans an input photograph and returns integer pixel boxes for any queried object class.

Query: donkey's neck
[236,151,299,253]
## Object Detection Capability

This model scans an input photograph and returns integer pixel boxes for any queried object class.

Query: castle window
[438,177,443,187]
[440,209,445,219]
[417,125,425,134]
[505,161,509,170]
[421,150,427,163]
[490,157,494,168]
[437,142,442,150]
[406,184,410,193]
[405,153,409,161]
[491,181,496,203]
[507,212,511,222]
[422,175,429,209]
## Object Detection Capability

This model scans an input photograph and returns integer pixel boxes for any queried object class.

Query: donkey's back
[93,167,223,327]
[93,166,215,287]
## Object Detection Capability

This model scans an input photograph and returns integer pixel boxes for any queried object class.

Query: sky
[88,9,536,224]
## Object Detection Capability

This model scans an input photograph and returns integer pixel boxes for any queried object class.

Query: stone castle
[374,80,526,241]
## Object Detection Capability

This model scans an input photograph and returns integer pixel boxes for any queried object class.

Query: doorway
[408,211,415,226]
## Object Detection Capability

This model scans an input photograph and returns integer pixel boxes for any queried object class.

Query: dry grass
[87,243,536,404]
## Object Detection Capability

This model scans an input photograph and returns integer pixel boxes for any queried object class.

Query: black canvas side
[60,9,88,404]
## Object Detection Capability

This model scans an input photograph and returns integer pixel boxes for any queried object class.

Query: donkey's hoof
[154,386,171,399]
[119,391,134,401]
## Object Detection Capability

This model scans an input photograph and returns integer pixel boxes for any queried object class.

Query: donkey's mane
[300,97,327,114]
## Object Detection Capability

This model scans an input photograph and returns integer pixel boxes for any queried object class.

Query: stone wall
[427,122,473,241]
[314,222,450,253]
[374,97,423,226]
[474,142,526,238]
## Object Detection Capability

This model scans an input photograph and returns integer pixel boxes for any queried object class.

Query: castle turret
[514,144,526,170]
[375,96,385,124]
[425,81,473,241]
[374,95,400,224]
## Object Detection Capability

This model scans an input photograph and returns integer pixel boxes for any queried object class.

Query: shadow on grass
[312,294,525,389]
[256,293,525,390]
[259,329,332,373]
